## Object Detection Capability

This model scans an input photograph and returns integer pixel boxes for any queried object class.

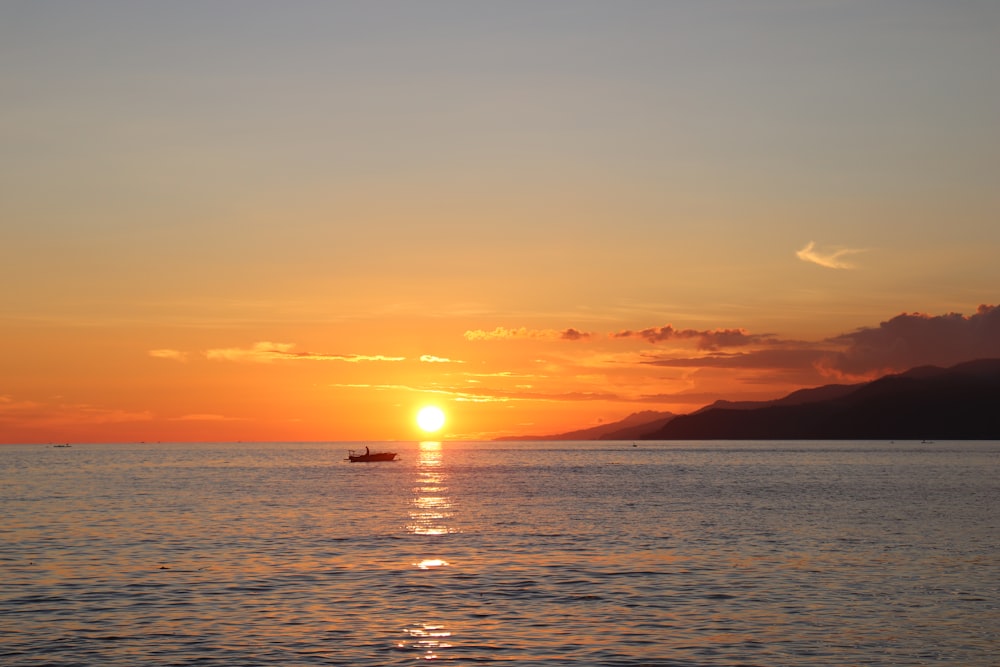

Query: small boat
[347,447,398,463]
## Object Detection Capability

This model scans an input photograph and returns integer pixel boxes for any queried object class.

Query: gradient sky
[3,1,999,443]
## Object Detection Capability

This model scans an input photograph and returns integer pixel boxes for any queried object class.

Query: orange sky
[2,3,999,443]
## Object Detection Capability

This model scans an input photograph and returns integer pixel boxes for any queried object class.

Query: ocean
[1,440,997,666]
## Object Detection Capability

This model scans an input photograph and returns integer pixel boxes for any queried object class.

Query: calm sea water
[1,440,997,666]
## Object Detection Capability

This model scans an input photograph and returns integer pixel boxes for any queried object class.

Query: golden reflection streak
[401,442,457,659]
[403,623,454,660]
[406,441,456,537]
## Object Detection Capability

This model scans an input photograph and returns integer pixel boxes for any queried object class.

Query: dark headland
[499,358,1000,441]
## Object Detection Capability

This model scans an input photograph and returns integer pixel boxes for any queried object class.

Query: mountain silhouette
[642,358,1000,440]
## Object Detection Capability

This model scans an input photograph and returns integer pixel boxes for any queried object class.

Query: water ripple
[1,441,998,665]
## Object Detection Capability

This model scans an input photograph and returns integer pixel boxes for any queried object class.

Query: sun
[416,406,446,433]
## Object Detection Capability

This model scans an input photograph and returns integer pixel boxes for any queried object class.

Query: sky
[2,0,999,443]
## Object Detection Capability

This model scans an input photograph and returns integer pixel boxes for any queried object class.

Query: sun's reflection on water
[400,623,453,660]
[398,442,459,660]
[407,441,457,537]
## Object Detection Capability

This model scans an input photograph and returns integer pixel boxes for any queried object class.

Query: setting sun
[416,406,446,433]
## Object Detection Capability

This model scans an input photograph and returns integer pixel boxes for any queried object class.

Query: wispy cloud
[462,371,536,379]
[331,382,514,403]
[464,327,592,341]
[420,355,464,363]
[286,352,406,363]
[149,349,188,362]
[204,341,405,363]
[329,378,628,404]
[204,341,294,363]
[796,241,867,269]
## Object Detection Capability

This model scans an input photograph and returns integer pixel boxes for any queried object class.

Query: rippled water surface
[2,440,998,665]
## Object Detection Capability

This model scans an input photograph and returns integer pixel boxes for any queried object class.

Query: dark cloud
[701,329,771,350]
[613,324,698,344]
[612,324,771,350]
[560,328,591,341]
[821,304,1000,377]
